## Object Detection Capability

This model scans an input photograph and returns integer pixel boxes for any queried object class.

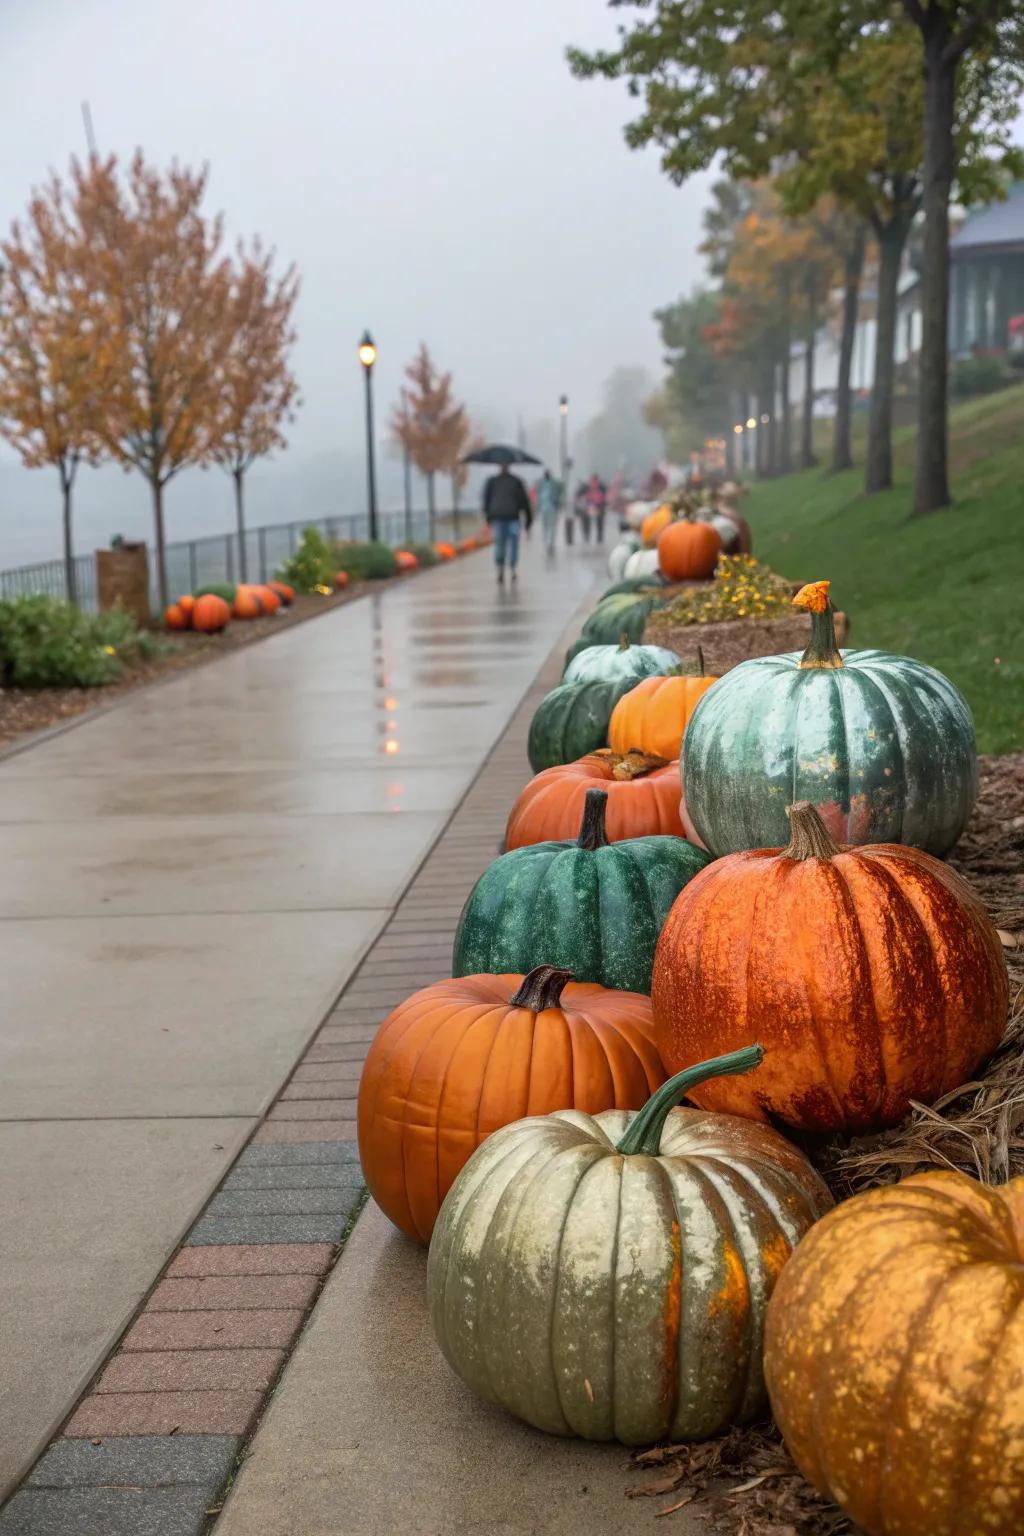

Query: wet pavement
[0,539,602,1496]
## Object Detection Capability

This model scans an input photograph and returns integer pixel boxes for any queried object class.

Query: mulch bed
[0,575,414,752]
[643,610,850,675]
[629,749,1024,1532]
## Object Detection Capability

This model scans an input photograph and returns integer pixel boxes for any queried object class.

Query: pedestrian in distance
[483,462,532,584]
[535,468,561,554]
[574,479,591,543]
[587,473,608,543]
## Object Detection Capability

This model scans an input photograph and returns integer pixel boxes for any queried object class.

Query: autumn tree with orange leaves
[213,245,300,580]
[0,175,112,603]
[392,345,466,540]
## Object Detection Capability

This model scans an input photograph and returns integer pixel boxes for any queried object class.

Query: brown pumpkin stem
[696,643,705,679]
[577,789,610,850]
[794,581,843,670]
[618,633,630,652]
[616,1044,765,1157]
[509,965,574,1012]
[592,747,671,780]
[784,801,842,861]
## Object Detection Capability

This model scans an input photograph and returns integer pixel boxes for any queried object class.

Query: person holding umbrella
[462,444,539,585]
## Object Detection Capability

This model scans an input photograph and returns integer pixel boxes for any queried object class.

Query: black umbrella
[460,443,543,466]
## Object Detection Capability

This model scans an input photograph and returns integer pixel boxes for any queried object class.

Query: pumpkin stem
[618,633,630,652]
[616,1044,765,1157]
[593,747,671,780]
[508,965,574,1012]
[784,801,842,861]
[794,580,843,670]
[577,789,610,850]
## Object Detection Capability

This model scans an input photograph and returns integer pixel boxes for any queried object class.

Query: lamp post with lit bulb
[358,331,379,544]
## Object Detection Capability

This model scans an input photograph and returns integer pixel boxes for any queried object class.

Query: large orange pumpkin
[652,800,1007,1133]
[192,594,231,634]
[657,514,721,581]
[506,749,685,849]
[164,602,190,630]
[357,965,664,1243]
[608,662,718,760]
[232,586,263,620]
[765,1169,1024,1536]
[640,503,673,547]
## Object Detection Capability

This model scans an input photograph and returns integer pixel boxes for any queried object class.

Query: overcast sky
[0,0,713,564]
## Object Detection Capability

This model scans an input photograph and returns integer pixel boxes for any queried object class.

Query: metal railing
[0,508,476,613]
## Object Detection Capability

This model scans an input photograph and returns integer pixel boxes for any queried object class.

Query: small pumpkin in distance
[652,800,1008,1134]
[429,1043,832,1445]
[394,549,419,570]
[265,580,294,605]
[657,513,721,582]
[527,676,641,773]
[435,541,456,559]
[333,569,350,589]
[191,594,231,633]
[358,964,664,1245]
[622,547,661,582]
[609,649,718,759]
[507,748,685,848]
[640,502,673,547]
[164,602,190,631]
[765,1169,1024,1536]
[177,594,196,618]
[453,788,711,993]
[232,586,263,620]
[252,584,280,614]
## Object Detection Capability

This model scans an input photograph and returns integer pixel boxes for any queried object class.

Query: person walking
[574,479,591,543]
[483,461,532,583]
[587,474,608,543]
[535,468,560,554]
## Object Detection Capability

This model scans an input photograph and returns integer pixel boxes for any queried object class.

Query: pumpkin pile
[354,565,1018,1532]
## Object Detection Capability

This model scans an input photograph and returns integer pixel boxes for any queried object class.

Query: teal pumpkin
[601,575,668,600]
[563,639,680,686]
[527,678,640,773]
[683,581,977,857]
[575,592,661,653]
[453,788,711,993]
[428,1044,832,1446]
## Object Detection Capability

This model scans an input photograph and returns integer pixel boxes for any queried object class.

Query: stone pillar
[95,543,152,627]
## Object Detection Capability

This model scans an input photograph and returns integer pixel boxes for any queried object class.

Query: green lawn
[745,385,1024,754]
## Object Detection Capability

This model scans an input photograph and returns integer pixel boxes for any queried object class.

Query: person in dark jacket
[483,464,532,583]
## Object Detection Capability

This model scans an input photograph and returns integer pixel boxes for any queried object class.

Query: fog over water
[0,0,711,566]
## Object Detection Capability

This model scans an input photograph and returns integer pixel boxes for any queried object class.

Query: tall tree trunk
[757,363,773,477]
[233,467,248,582]
[451,474,461,539]
[865,216,910,495]
[912,20,957,515]
[801,277,818,470]
[151,475,168,612]
[59,460,77,606]
[427,472,436,542]
[778,279,793,474]
[832,226,866,474]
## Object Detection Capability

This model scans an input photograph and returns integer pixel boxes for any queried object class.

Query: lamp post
[358,330,379,543]
[401,386,413,544]
[559,395,572,546]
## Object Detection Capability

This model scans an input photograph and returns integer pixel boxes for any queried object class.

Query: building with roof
[949,182,1024,354]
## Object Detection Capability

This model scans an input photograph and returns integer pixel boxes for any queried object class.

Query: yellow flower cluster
[658,555,794,626]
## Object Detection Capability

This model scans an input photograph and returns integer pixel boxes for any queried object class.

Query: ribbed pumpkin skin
[641,503,673,546]
[610,673,718,759]
[357,973,662,1244]
[601,575,665,600]
[765,1170,1024,1536]
[658,520,721,580]
[428,1103,831,1444]
[574,593,658,651]
[608,536,640,580]
[192,594,230,632]
[527,679,639,773]
[652,838,1008,1133]
[563,642,679,686]
[452,830,710,993]
[623,548,662,581]
[683,647,978,857]
[508,754,685,848]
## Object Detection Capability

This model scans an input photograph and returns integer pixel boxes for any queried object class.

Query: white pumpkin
[608,535,641,580]
[623,548,661,581]
[707,513,742,553]
[623,500,655,531]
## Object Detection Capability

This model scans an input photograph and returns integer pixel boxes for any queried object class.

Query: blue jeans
[492,519,520,568]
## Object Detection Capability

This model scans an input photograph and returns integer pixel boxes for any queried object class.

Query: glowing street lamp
[358,330,379,543]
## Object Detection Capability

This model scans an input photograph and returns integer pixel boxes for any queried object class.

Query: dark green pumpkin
[194,582,238,604]
[580,593,660,648]
[601,575,668,600]
[683,585,978,857]
[452,789,711,994]
[527,677,640,772]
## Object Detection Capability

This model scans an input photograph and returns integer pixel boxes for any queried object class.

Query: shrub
[276,527,335,593]
[404,542,440,567]
[194,582,238,604]
[0,596,158,688]
[332,541,398,580]
[950,356,1007,399]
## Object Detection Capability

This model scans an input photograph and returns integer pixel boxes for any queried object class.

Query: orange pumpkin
[608,661,718,760]
[266,580,294,605]
[357,964,664,1243]
[191,594,231,634]
[506,749,685,849]
[164,602,190,630]
[394,549,419,571]
[334,569,350,589]
[435,541,456,560]
[232,586,263,620]
[252,584,280,613]
[459,536,477,552]
[657,514,721,581]
[641,503,673,547]
[765,1169,1024,1536]
[177,594,196,618]
[652,800,1008,1134]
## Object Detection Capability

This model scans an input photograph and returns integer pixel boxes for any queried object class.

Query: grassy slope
[745,384,1024,754]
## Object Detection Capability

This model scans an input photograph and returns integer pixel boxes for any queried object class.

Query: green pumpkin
[683,583,978,857]
[194,582,237,604]
[452,789,710,993]
[563,637,680,686]
[527,677,640,772]
[601,575,668,600]
[579,592,659,650]
[428,1044,832,1446]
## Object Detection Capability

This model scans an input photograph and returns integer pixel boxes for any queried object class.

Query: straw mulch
[630,752,1024,1531]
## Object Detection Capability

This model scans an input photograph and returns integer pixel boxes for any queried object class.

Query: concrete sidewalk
[0,538,599,1498]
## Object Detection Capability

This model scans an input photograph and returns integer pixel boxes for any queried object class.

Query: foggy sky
[0,0,712,565]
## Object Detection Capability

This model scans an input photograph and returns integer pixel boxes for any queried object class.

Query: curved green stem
[799,599,843,670]
[615,1044,765,1156]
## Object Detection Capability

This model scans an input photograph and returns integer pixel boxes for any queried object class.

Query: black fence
[0,509,475,613]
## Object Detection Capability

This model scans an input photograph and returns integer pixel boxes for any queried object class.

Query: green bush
[276,527,335,593]
[951,356,1006,399]
[332,541,398,580]
[404,542,440,567]
[194,582,238,604]
[0,596,158,688]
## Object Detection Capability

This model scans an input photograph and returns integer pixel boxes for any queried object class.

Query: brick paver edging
[0,589,593,1536]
